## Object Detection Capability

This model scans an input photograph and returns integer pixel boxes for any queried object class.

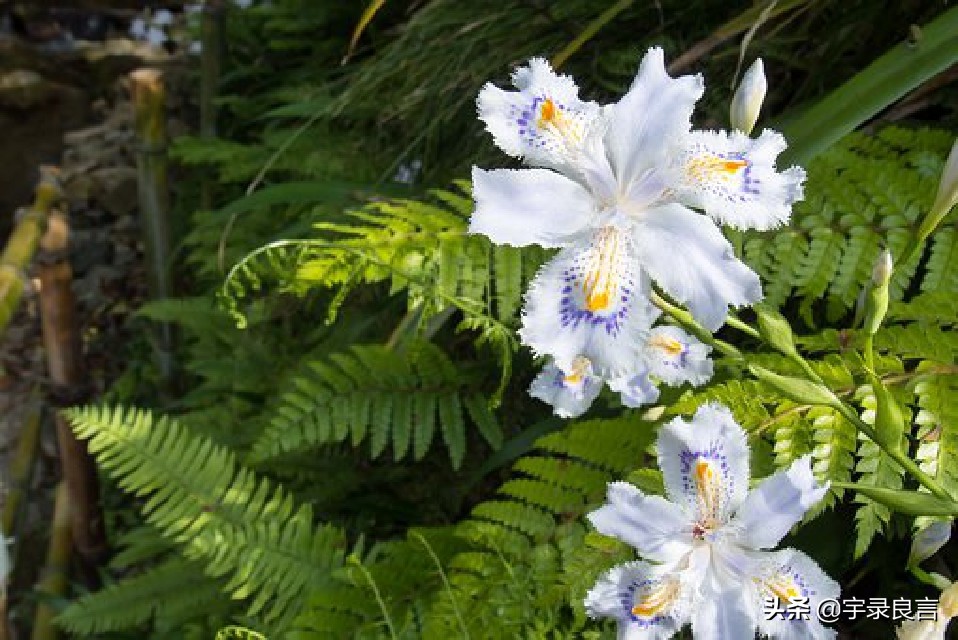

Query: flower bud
[863,248,892,335]
[748,364,841,408]
[909,519,952,567]
[754,303,797,357]
[870,374,904,453]
[931,138,958,220]
[730,59,767,135]
[916,138,958,246]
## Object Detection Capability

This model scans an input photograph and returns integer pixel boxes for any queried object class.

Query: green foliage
[56,558,229,634]
[250,341,501,468]
[54,0,958,636]
[64,405,347,629]
[744,126,957,323]
[289,415,656,638]
[220,181,546,400]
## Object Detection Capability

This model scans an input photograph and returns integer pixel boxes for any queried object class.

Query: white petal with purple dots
[643,325,713,387]
[478,57,602,173]
[585,560,694,640]
[529,357,602,418]
[519,227,659,378]
[676,129,805,231]
[585,403,837,640]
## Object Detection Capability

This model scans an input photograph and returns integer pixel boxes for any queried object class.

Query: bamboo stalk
[131,68,174,378]
[30,482,71,640]
[0,170,60,338]
[37,211,107,571]
[0,397,41,640]
[0,590,8,640]
[200,0,226,210]
[1,397,42,536]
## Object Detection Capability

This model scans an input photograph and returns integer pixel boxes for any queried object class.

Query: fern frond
[56,558,228,634]
[250,341,500,468]
[65,405,346,624]
[745,126,956,318]
[852,381,910,558]
[913,369,958,497]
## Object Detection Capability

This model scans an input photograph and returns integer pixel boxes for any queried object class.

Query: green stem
[652,292,951,501]
[833,402,951,502]
[650,293,743,360]
[412,532,470,639]
[348,556,398,640]
[726,314,761,340]
[910,566,951,590]
[863,334,875,373]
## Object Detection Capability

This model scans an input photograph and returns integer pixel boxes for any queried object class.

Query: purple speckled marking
[723,150,761,196]
[619,577,672,626]
[515,95,568,152]
[678,442,733,499]
[558,274,632,336]
[688,145,762,203]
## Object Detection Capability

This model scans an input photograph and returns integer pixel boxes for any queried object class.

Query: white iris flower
[585,404,839,639]
[529,323,713,418]
[471,48,804,384]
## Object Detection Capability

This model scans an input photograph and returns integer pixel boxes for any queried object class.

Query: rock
[90,166,138,216]
[0,69,53,108]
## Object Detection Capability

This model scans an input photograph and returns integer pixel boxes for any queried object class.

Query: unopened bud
[870,374,904,452]
[932,138,958,219]
[730,59,767,135]
[871,248,893,286]
[748,364,841,408]
[916,138,958,246]
[863,249,892,335]
[909,519,952,567]
[754,303,797,357]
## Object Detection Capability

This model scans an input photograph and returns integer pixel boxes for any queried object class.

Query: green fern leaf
[65,405,346,623]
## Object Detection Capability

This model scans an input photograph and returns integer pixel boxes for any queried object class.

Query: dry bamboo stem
[131,68,174,378]
[1,397,41,536]
[0,593,8,640]
[0,398,40,640]
[0,171,60,338]
[37,211,107,571]
[200,0,226,210]
[30,482,71,640]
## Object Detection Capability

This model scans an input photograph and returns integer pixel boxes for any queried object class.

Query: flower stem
[725,313,761,340]
[651,292,952,501]
[649,293,743,360]
[832,402,951,501]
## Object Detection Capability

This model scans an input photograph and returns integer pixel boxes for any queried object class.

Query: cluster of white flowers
[470,48,803,418]
[586,404,839,639]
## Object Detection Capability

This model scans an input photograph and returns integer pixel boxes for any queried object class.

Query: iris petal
[657,403,750,525]
[746,548,841,640]
[587,482,692,563]
[529,358,602,418]
[604,47,704,190]
[519,227,659,377]
[470,167,596,248]
[478,57,601,172]
[676,129,805,231]
[632,203,762,331]
[731,455,829,550]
